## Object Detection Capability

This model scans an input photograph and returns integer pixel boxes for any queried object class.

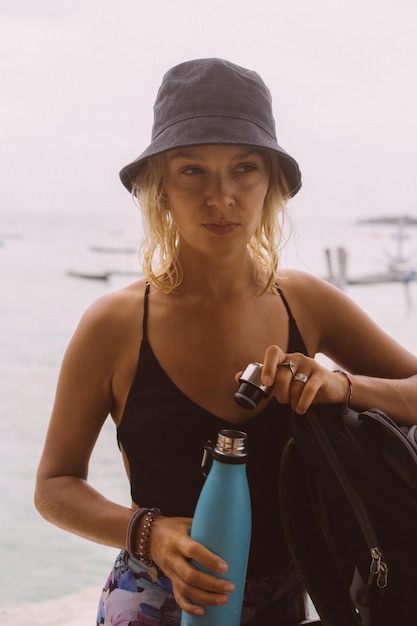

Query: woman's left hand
[259,345,350,414]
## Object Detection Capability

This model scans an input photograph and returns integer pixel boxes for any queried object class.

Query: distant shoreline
[0,586,102,626]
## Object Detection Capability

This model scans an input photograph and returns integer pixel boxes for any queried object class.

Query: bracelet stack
[126,506,161,566]
[333,369,353,411]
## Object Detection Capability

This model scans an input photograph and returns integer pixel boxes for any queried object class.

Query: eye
[180,166,204,175]
[235,163,257,174]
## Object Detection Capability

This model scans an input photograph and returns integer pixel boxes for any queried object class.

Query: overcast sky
[2,0,417,221]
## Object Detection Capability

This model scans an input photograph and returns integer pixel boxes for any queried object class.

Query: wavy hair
[132,151,291,293]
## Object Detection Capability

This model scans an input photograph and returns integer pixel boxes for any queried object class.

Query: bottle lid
[201,429,249,474]
[214,429,248,458]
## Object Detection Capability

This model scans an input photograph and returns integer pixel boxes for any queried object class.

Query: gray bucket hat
[119,58,301,196]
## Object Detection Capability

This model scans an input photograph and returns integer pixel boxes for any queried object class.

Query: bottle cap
[215,429,248,458]
[234,362,272,410]
[201,430,249,474]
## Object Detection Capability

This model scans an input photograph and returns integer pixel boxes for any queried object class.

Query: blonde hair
[132,151,291,293]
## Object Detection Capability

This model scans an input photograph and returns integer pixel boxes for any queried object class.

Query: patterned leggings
[96,551,308,625]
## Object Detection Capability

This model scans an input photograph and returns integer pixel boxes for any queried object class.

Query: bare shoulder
[77,278,146,337]
[276,269,417,374]
[276,269,348,309]
[276,268,385,328]
[55,278,147,415]
[61,279,147,377]
[275,269,372,355]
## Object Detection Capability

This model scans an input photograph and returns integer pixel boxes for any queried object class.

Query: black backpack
[279,404,417,626]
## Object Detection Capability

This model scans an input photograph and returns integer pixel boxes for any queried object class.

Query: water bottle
[181,429,251,626]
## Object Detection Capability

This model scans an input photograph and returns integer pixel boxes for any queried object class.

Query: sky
[2,0,417,222]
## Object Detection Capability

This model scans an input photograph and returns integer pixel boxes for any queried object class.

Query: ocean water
[1,209,141,609]
[1,208,417,610]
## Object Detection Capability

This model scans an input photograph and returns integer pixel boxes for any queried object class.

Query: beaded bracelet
[138,507,161,567]
[126,507,151,560]
[333,369,353,411]
[126,507,161,565]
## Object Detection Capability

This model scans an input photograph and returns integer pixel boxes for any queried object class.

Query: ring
[293,372,309,384]
[281,360,295,377]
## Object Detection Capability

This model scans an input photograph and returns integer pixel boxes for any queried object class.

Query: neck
[174,251,268,300]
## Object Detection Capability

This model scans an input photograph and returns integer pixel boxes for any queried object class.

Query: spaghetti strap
[276,285,296,321]
[142,283,150,339]
[276,284,309,355]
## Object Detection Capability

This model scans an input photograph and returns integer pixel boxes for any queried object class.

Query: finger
[262,345,286,386]
[175,572,231,616]
[181,535,230,575]
[273,368,292,404]
[148,517,235,616]
[165,536,234,590]
[291,376,320,414]
[292,372,310,384]
[181,600,205,618]
[272,354,300,404]
[277,353,308,386]
[176,568,234,611]
[234,370,243,383]
[172,557,235,615]
[177,587,229,617]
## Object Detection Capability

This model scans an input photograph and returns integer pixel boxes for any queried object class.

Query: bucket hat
[119,58,301,197]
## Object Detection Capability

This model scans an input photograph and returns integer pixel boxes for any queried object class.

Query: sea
[1,207,417,610]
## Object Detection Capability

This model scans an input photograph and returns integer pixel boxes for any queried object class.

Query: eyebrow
[167,148,264,162]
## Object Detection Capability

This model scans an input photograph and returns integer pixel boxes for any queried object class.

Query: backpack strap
[279,439,363,626]
[307,409,388,621]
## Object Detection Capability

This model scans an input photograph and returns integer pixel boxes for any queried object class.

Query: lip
[202,222,240,236]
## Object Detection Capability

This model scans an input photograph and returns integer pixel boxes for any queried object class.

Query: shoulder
[277,268,372,319]
[275,269,373,350]
[80,278,146,329]
[68,279,147,355]
[276,269,344,303]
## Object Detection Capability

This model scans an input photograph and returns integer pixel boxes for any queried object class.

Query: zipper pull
[377,561,389,589]
[369,547,382,576]
[369,548,389,589]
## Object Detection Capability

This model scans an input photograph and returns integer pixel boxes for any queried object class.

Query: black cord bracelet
[126,506,161,566]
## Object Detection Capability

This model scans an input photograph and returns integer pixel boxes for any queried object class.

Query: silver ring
[293,372,309,384]
[281,360,295,377]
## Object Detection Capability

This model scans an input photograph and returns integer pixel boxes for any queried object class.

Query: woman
[35,58,417,625]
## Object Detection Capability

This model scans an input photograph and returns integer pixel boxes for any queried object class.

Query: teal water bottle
[181,429,251,626]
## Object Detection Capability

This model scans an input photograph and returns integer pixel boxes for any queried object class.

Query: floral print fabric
[97,551,307,625]
[97,551,179,625]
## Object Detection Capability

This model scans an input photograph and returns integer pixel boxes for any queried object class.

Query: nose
[206,174,235,211]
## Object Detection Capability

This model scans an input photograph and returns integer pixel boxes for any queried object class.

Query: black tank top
[118,283,308,579]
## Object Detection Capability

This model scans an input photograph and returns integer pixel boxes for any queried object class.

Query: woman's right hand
[148,516,236,616]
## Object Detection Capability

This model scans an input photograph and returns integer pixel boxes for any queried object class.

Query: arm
[262,272,417,424]
[34,289,234,616]
[34,293,134,547]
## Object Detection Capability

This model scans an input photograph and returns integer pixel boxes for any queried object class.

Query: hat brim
[119,116,301,197]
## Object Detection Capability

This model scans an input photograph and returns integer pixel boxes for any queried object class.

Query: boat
[89,244,137,254]
[326,215,417,287]
[66,270,110,281]
[66,269,142,281]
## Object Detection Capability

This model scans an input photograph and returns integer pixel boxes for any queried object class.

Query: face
[163,145,270,260]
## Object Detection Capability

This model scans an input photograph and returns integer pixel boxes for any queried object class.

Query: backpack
[279,404,417,626]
